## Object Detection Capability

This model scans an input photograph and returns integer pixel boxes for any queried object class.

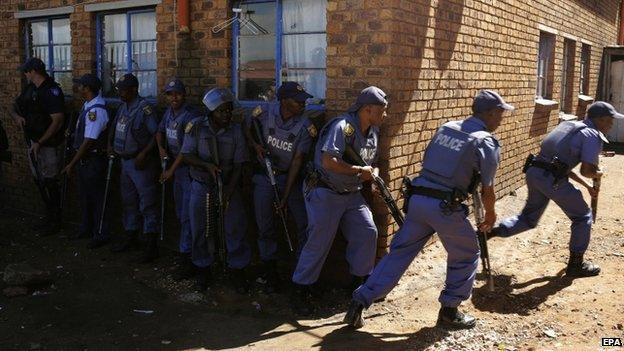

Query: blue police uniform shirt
[414,116,500,191]
[181,118,248,183]
[255,102,314,171]
[158,103,199,157]
[567,119,605,167]
[315,112,379,193]
[113,97,158,157]
[72,94,109,150]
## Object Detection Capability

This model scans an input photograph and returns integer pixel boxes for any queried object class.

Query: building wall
[0,0,620,257]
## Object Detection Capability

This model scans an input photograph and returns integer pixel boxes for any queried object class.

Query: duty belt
[316,179,356,195]
[409,186,455,202]
[523,154,569,181]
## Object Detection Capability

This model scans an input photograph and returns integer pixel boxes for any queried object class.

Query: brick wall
[0,0,620,258]
[324,0,620,254]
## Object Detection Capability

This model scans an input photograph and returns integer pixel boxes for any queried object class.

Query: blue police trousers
[497,166,592,253]
[76,155,109,240]
[292,187,378,285]
[354,194,479,308]
[173,165,192,254]
[119,158,159,234]
[253,173,308,261]
[188,180,251,269]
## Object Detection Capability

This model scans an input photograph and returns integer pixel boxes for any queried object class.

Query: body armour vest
[420,120,492,194]
[189,120,238,184]
[113,99,153,158]
[538,120,587,171]
[72,103,107,152]
[20,80,65,146]
[165,105,197,157]
[262,104,307,172]
[316,114,378,193]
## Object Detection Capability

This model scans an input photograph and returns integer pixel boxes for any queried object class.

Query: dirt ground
[1,154,623,351]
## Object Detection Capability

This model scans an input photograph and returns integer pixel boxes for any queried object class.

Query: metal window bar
[96,8,157,99]
[233,0,327,107]
[25,18,72,94]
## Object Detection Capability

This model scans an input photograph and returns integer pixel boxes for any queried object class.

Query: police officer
[181,88,251,293]
[61,73,110,249]
[244,81,316,293]
[291,86,387,315]
[344,90,514,329]
[108,73,160,263]
[156,78,200,280]
[490,101,622,277]
[10,57,66,236]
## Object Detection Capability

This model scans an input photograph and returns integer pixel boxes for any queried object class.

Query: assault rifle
[472,184,494,292]
[251,118,294,252]
[343,144,405,226]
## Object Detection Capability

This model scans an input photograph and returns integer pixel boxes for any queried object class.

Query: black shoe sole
[436,318,476,330]
[87,241,109,250]
[565,270,601,277]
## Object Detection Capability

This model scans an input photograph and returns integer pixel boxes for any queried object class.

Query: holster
[522,154,535,173]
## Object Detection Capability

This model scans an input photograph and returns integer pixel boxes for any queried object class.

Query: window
[579,44,591,95]
[560,38,576,113]
[25,17,72,92]
[536,31,555,100]
[97,9,157,99]
[233,0,327,106]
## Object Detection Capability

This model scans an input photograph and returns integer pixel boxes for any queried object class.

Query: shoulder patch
[50,88,60,97]
[88,111,97,122]
[142,105,153,115]
[252,105,263,118]
[307,124,317,138]
[184,121,194,134]
[343,123,355,137]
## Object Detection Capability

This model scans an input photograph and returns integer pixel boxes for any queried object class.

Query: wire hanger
[212,7,269,35]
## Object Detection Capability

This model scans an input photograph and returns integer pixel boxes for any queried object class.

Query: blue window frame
[233,0,327,109]
[24,17,72,93]
[96,8,157,100]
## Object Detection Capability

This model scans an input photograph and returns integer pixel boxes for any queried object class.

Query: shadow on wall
[529,104,558,138]
[373,0,465,238]
[570,0,619,23]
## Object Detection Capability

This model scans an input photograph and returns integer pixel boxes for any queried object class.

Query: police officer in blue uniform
[10,57,66,236]
[344,90,514,329]
[156,78,200,280]
[490,101,623,277]
[108,73,160,263]
[244,81,316,293]
[181,88,251,293]
[61,73,110,249]
[291,86,387,315]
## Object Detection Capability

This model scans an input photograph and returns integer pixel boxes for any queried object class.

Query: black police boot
[40,221,61,237]
[40,212,61,237]
[348,274,369,295]
[195,267,213,292]
[87,237,110,250]
[173,254,197,281]
[486,226,502,240]
[437,306,476,329]
[291,283,314,316]
[260,260,281,294]
[110,230,140,252]
[231,268,249,294]
[566,251,601,277]
[68,231,89,241]
[138,233,159,264]
[343,300,365,328]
